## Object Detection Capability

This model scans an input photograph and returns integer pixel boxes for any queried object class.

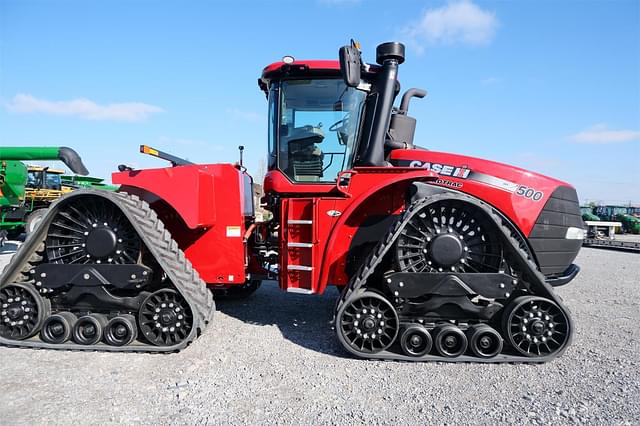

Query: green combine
[617,214,640,234]
[61,175,118,191]
[593,205,640,234]
[580,206,600,222]
[0,147,90,244]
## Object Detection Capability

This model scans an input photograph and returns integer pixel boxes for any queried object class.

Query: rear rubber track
[0,190,215,353]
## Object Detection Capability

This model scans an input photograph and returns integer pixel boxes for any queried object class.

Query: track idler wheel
[336,290,399,355]
[139,289,193,346]
[433,323,467,357]
[104,315,138,346]
[41,312,77,344]
[400,324,433,357]
[466,324,503,358]
[73,314,107,345]
[502,296,570,358]
[0,283,49,340]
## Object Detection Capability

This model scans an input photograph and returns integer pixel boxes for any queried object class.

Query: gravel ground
[0,243,638,425]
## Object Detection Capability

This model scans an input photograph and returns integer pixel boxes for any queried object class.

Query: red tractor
[0,42,583,362]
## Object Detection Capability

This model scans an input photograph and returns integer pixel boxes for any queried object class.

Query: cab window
[274,79,366,183]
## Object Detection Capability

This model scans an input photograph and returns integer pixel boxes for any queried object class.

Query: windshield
[26,171,41,188]
[45,172,62,190]
[26,171,62,190]
[273,79,366,182]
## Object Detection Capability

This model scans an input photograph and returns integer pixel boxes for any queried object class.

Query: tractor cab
[261,62,367,183]
[259,42,426,191]
[26,166,64,191]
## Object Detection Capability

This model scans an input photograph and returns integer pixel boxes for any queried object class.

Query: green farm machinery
[0,147,89,244]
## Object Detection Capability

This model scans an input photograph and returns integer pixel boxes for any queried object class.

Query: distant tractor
[0,147,89,242]
[0,42,584,362]
[617,214,640,234]
[595,205,640,234]
[580,206,600,222]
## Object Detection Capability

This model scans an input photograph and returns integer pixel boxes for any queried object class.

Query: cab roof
[259,60,342,94]
[262,60,341,78]
[27,165,65,174]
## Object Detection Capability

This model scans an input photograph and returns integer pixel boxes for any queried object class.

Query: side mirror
[339,44,362,87]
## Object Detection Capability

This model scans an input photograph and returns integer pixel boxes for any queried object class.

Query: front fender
[317,168,437,292]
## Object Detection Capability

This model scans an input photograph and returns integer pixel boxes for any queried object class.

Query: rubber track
[334,191,574,363]
[0,190,215,353]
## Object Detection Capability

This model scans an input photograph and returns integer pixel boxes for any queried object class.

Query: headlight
[565,227,586,240]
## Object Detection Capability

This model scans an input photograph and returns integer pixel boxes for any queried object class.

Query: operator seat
[283,125,325,181]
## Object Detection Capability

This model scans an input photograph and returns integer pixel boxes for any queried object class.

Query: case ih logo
[407,160,471,179]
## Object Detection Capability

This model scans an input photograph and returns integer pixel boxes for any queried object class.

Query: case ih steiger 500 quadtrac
[0,42,584,362]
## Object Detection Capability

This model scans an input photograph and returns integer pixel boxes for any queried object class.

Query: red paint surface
[390,150,573,236]
[113,164,248,284]
[261,60,341,77]
[111,149,575,295]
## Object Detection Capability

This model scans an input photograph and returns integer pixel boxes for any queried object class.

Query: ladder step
[288,220,313,225]
[287,265,313,272]
[287,242,314,248]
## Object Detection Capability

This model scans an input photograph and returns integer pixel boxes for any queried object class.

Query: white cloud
[226,107,263,123]
[570,124,640,144]
[6,94,163,122]
[403,0,498,52]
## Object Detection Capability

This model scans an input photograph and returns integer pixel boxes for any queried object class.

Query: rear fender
[112,164,248,285]
[113,165,218,229]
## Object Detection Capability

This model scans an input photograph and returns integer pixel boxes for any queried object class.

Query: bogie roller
[73,314,107,345]
[41,312,77,344]
[433,324,468,358]
[400,325,432,357]
[104,315,138,347]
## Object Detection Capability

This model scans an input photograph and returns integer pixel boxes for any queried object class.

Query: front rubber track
[0,189,215,353]
[334,190,574,364]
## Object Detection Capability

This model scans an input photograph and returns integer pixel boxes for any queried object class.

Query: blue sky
[0,0,638,203]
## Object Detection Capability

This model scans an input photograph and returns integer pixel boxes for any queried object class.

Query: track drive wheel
[45,196,141,265]
[139,289,193,346]
[0,283,49,340]
[502,296,570,358]
[336,290,399,355]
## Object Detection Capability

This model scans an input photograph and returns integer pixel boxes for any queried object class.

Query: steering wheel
[329,118,345,132]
